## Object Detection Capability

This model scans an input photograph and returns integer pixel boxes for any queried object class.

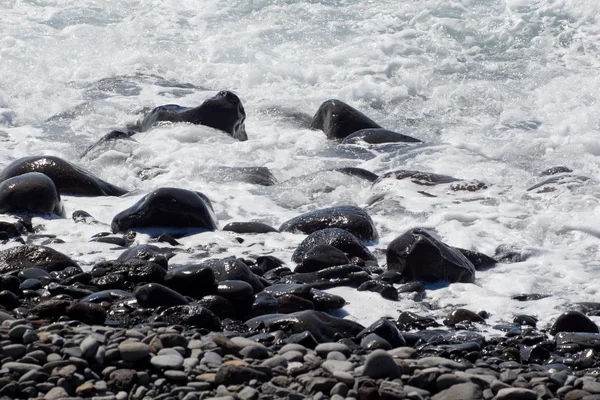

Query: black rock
[443,309,486,326]
[280,264,371,289]
[0,221,25,238]
[137,90,248,141]
[397,311,440,331]
[357,280,398,300]
[214,364,270,385]
[277,294,315,313]
[375,169,460,186]
[156,233,180,246]
[80,289,135,304]
[66,302,107,325]
[0,155,127,196]
[334,167,379,183]
[210,166,277,186]
[92,259,166,284]
[360,333,391,350]
[164,264,217,299]
[18,267,51,280]
[296,244,351,273]
[520,345,551,364]
[387,228,476,283]
[0,290,20,310]
[0,173,63,216]
[397,281,425,294]
[134,283,189,308]
[358,318,406,348]
[511,293,551,301]
[72,210,96,224]
[157,305,221,331]
[263,283,312,297]
[0,245,78,274]
[455,248,497,271]
[310,99,381,140]
[111,188,218,234]
[292,228,376,264]
[248,292,279,319]
[217,280,254,303]
[541,166,573,176]
[306,289,346,310]
[116,244,173,268]
[342,128,421,144]
[246,310,365,343]
[550,311,599,335]
[203,258,264,293]
[197,295,236,320]
[90,274,127,290]
[81,130,136,159]
[222,222,278,234]
[280,205,378,241]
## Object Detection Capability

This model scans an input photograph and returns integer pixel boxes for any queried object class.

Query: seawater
[1,0,600,332]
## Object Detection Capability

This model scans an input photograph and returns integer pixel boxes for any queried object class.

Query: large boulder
[0,245,78,274]
[310,99,381,140]
[111,188,218,234]
[386,228,476,283]
[0,173,63,215]
[0,155,127,196]
[280,205,378,241]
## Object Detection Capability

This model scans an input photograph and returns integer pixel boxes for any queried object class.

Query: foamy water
[1,0,600,333]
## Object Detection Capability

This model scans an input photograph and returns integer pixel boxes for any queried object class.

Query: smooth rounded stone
[137,90,247,141]
[264,283,312,297]
[260,356,288,369]
[0,290,19,310]
[362,349,402,379]
[238,386,259,400]
[332,371,355,386]
[0,155,127,196]
[247,310,365,343]
[203,258,264,293]
[583,381,600,394]
[296,245,351,273]
[3,362,42,373]
[357,280,398,300]
[291,228,376,264]
[310,99,381,139]
[550,311,599,335]
[282,350,304,362]
[157,305,221,331]
[387,228,476,283]
[214,364,270,385]
[493,388,537,400]
[81,129,136,159]
[430,382,483,400]
[279,344,308,355]
[0,172,63,216]
[343,127,420,144]
[164,264,217,299]
[217,280,254,302]
[151,354,184,370]
[222,222,278,234]
[415,357,469,370]
[327,351,347,361]
[44,386,69,400]
[0,245,78,274]
[8,324,32,340]
[280,205,378,241]
[134,283,188,308]
[436,374,471,391]
[315,343,351,357]
[334,167,380,182]
[1,343,26,359]
[211,166,277,186]
[118,341,150,361]
[322,360,354,374]
[230,336,267,350]
[444,309,486,326]
[18,267,52,280]
[360,333,391,350]
[277,294,315,313]
[239,345,269,360]
[358,318,406,349]
[111,187,218,234]
[80,336,100,359]
[164,370,188,382]
[280,264,370,290]
[307,289,346,310]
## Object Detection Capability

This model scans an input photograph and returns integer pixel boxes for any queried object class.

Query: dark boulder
[111,188,218,234]
[116,244,173,269]
[0,173,63,215]
[134,283,189,308]
[292,228,376,264]
[342,128,421,144]
[164,264,217,299]
[296,244,350,273]
[280,205,378,241]
[386,228,476,283]
[357,318,406,348]
[0,245,78,274]
[157,305,221,331]
[310,99,381,140]
[203,258,264,293]
[550,311,600,335]
[0,155,127,196]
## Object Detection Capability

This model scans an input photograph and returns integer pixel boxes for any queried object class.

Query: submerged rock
[342,128,421,144]
[0,173,63,216]
[81,130,137,159]
[111,187,218,234]
[311,99,381,140]
[280,205,378,241]
[223,221,278,234]
[386,228,476,283]
[0,155,127,196]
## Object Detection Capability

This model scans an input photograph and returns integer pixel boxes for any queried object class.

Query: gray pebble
[119,341,150,361]
[151,354,184,370]
[315,343,351,357]
[362,350,402,379]
[493,388,538,400]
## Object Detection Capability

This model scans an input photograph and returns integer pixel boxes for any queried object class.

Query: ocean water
[1,0,600,333]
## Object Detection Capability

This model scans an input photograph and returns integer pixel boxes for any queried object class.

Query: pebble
[151,354,184,369]
[118,341,150,361]
[362,349,402,379]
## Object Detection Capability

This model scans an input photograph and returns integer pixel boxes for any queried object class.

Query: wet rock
[0,172,64,216]
[118,341,150,361]
[164,264,217,299]
[335,167,379,183]
[198,295,236,320]
[81,130,137,159]
[214,364,270,385]
[431,382,483,400]
[357,280,399,300]
[360,333,391,350]
[80,289,134,304]
[280,205,378,241]
[249,292,279,318]
[158,305,221,331]
[342,128,421,144]
[203,258,264,293]
[246,310,365,343]
[291,228,376,264]
[0,245,78,274]
[116,244,173,267]
[296,244,351,273]
[550,311,599,335]
[134,283,189,308]
[310,99,381,140]
[277,294,315,313]
[397,312,440,331]
[211,166,277,186]
[541,166,573,176]
[387,228,475,283]
[358,318,406,348]
[280,264,370,289]
[306,288,346,310]
[222,222,278,234]
[217,280,254,303]
[456,248,497,271]
[444,309,486,326]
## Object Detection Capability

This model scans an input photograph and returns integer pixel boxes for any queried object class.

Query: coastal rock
[291,228,376,264]
[362,349,403,379]
[203,257,264,293]
[334,167,379,182]
[116,244,172,268]
[111,187,219,234]
[296,244,350,273]
[223,222,278,234]
[387,228,476,283]
[310,99,381,139]
[342,128,421,144]
[211,167,277,186]
[280,205,378,240]
[0,245,78,274]
[138,90,247,141]
[550,311,599,335]
[164,264,217,298]
[81,130,136,159]
[0,155,127,196]
[134,283,189,308]
[157,305,221,331]
[245,310,365,343]
[91,259,166,283]
[280,264,371,289]
[0,173,63,215]
[357,318,406,348]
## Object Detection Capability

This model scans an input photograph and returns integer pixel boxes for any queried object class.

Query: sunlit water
[1,0,600,333]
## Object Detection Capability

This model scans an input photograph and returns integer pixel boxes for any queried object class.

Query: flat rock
[431,382,483,400]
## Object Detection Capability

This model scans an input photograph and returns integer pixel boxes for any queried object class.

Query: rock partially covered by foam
[0,173,63,216]
[280,205,378,241]
[0,155,127,196]
[310,99,381,140]
[111,188,218,234]
[387,228,476,283]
